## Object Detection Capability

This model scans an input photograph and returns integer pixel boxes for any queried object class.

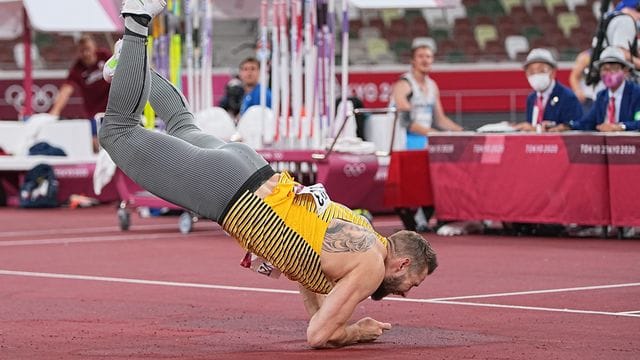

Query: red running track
[0,205,639,359]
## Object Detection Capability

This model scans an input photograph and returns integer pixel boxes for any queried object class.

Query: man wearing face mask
[554,46,640,132]
[515,48,583,132]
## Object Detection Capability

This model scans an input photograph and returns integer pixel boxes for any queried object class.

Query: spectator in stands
[569,48,606,113]
[219,57,272,120]
[553,46,640,132]
[515,48,583,132]
[389,38,463,232]
[48,34,112,152]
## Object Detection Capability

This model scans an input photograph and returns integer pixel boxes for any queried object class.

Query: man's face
[239,61,260,87]
[411,47,434,75]
[371,267,428,301]
[78,41,98,67]
[524,62,556,79]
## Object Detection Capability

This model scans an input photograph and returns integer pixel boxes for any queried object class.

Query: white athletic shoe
[121,0,167,19]
[103,39,122,83]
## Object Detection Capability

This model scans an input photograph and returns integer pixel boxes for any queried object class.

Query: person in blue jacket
[554,46,640,132]
[515,48,583,132]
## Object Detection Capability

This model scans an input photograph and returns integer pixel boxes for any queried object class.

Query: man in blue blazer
[515,48,583,132]
[554,46,640,132]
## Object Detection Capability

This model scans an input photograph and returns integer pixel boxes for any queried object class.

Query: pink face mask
[602,71,625,89]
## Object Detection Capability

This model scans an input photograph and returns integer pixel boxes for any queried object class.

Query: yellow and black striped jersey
[222,172,388,294]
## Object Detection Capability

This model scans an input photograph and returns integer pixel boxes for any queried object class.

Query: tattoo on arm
[323,219,375,253]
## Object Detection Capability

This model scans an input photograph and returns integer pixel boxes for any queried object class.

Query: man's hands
[354,317,392,343]
[597,122,626,132]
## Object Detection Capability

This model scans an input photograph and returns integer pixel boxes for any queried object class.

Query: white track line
[0,223,221,238]
[424,282,640,301]
[421,300,640,318]
[0,269,298,294]
[617,310,640,315]
[0,233,208,246]
[1,269,639,319]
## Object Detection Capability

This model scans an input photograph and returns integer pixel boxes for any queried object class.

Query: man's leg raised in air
[99,0,273,222]
[148,70,226,149]
[104,39,227,150]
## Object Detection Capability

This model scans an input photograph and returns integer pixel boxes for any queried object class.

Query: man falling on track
[100,0,438,348]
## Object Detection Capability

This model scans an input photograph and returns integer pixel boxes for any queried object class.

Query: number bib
[296,183,332,215]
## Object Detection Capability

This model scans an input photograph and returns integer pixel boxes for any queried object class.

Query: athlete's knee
[98,113,135,149]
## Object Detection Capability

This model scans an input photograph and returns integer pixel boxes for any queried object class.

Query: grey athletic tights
[99,35,270,222]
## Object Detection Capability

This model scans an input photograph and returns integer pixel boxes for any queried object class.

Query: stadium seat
[544,0,565,13]
[444,5,467,25]
[381,9,404,27]
[421,8,448,29]
[521,26,544,41]
[565,0,587,11]
[365,38,391,62]
[474,24,498,50]
[358,26,381,40]
[13,43,45,69]
[500,0,523,14]
[195,107,237,142]
[237,106,275,149]
[558,12,580,37]
[505,35,529,60]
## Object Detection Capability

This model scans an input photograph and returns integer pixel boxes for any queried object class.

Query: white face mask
[527,73,552,92]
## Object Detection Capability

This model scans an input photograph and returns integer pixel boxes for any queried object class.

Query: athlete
[100,0,438,348]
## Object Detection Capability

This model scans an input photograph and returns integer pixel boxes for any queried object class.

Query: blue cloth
[406,133,428,150]
[525,82,583,126]
[571,81,640,131]
[239,84,272,115]
[616,0,639,11]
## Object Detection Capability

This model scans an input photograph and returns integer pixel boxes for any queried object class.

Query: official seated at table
[553,47,640,132]
[514,48,583,132]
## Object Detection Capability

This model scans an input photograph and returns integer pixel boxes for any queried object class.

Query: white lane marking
[616,310,640,315]
[0,232,212,246]
[423,300,640,318]
[1,270,639,319]
[424,282,640,301]
[0,270,297,294]
[0,223,221,238]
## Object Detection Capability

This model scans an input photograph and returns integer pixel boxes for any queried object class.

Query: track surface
[1,205,639,359]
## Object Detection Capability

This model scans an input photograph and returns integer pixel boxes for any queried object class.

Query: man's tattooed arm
[322,219,376,253]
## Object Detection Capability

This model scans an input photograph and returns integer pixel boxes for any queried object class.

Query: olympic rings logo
[4,84,58,113]
[343,162,366,177]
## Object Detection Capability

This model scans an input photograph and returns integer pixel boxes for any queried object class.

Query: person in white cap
[388,39,463,232]
[554,46,640,132]
[514,48,583,132]
[390,38,463,149]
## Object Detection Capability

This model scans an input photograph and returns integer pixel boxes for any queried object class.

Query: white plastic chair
[564,0,587,11]
[505,35,530,60]
[445,5,467,25]
[194,106,237,142]
[237,105,275,149]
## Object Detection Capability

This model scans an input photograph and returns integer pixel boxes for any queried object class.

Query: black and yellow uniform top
[221,172,388,294]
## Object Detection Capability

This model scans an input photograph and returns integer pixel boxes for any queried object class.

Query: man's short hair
[388,230,438,275]
[239,57,260,69]
[78,34,96,47]
[410,38,434,58]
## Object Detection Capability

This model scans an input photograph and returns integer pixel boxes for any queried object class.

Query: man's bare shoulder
[321,219,386,284]
[322,218,379,253]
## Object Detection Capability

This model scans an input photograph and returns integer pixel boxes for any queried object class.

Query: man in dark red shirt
[49,34,112,151]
